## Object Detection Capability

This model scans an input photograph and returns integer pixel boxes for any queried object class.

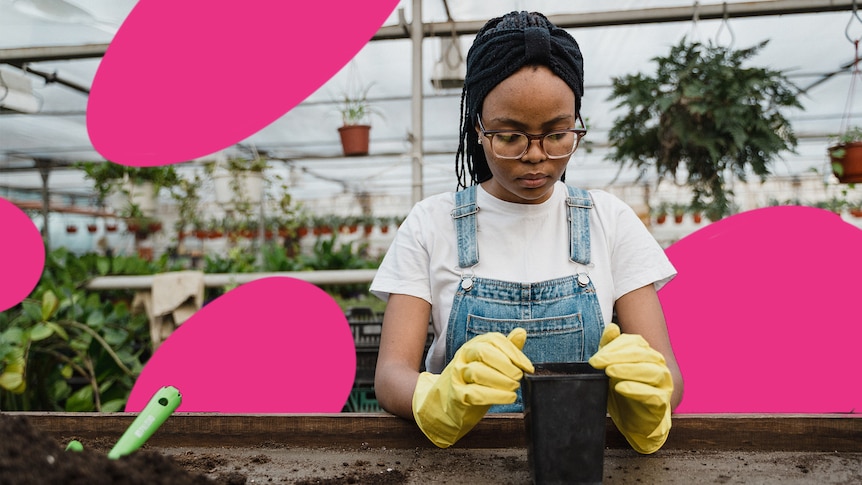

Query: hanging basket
[112,181,157,217]
[829,142,862,183]
[338,125,371,156]
[213,171,264,210]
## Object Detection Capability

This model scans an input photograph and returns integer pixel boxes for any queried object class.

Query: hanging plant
[335,76,383,156]
[829,12,862,184]
[828,126,862,183]
[606,40,801,221]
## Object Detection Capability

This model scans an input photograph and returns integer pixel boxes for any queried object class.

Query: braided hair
[455,11,585,189]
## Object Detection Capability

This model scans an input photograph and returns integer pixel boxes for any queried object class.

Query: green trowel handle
[108,385,182,459]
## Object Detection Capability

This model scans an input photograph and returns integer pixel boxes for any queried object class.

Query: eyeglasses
[477,114,587,160]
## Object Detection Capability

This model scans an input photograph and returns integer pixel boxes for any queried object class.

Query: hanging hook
[839,0,862,135]
[846,0,862,44]
[688,1,702,43]
[715,2,735,48]
[445,21,464,70]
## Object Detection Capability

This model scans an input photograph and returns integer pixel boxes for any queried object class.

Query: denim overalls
[445,185,605,412]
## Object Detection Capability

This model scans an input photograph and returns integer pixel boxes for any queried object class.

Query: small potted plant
[652,202,669,225]
[336,83,378,156]
[671,203,687,224]
[828,126,862,184]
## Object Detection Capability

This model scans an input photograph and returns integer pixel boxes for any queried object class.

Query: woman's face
[477,65,577,204]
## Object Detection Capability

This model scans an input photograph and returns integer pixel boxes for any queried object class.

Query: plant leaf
[41,290,59,321]
[29,322,54,342]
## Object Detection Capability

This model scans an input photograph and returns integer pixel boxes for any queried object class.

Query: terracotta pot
[297,226,309,237]
[338,124,371,156]
[674,214,684,224]
[105,223,118,232]
[87,224,98,233]
[829,141,862,183]
[66,225,78,233]
[137,247,154,261]
[656,214,667,224]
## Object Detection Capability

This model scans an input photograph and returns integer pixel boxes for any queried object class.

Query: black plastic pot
[522,362,609,485]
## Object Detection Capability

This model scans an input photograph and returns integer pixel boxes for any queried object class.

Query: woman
[370,11,683,453]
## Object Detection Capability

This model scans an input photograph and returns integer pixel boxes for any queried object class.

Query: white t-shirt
[370,182,676,373]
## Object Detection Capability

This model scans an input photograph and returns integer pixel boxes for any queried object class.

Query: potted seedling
[828,126,862,183]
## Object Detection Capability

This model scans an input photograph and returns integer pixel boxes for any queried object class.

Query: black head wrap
[455,11,585,189]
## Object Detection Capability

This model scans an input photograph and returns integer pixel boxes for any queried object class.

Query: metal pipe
[1,0,856,64]
[411,0,424,205]
[84,269,379,290]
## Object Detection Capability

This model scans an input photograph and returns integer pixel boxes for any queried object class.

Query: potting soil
[0,413,231,484]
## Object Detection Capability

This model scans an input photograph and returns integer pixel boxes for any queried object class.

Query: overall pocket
[465,313,586,363]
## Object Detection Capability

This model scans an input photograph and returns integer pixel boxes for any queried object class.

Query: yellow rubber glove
[588,323,673,454]
[412,328,534,448]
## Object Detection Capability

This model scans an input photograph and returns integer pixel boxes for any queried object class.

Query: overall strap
[566,185,592,265]
[451,186,479,268]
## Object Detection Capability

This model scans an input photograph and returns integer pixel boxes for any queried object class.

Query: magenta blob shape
[87,0,399,166]
[660,206,862,413]
[0,198,46,312]
[126,277,356,413]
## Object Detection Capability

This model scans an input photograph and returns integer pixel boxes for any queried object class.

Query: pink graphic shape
[126,277,356,412]
[660,206,862,413]
[0,198,45,312]
[87,0,399,166]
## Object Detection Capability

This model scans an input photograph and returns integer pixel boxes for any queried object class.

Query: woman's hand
[589,323,673,454]
[412,328,534,448]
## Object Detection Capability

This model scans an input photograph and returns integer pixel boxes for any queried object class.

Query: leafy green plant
[169,171,204,236]
[606,40,801,221]
[309,235,382,300]
[0,248,165,411]
[831,126,862,147]
[259,243,309,272]
[78,162,180,200]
